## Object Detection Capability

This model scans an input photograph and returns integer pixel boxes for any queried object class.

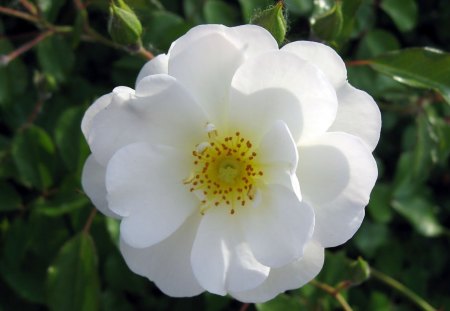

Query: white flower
[81,24,380,302]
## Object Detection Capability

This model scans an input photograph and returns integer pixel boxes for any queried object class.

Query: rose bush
[81,24,380,302]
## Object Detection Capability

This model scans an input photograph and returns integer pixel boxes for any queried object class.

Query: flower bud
[108,0,143,46]
[250,1,287,45]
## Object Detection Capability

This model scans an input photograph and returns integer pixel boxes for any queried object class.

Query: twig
[0,6,39,23]
[370,268,437,311]
[345,59,373,67]
[1,29,54,65]
[19,0,38,15]
[239,303,250,311]
[137,46,154,60]
[310,279,353,311]
[83,208,97,234]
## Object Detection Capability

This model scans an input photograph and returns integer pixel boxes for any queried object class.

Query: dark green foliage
[0,0,449,310]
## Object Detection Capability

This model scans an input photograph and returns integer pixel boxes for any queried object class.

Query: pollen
[185,124,264,215]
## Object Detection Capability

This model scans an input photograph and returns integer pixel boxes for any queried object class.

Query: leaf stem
[370,268,437,311]
[310,279,353,311]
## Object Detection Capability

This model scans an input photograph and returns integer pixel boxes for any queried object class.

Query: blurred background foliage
[0,0,449,310]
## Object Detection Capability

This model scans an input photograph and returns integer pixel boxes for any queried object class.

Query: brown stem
[310,279,353,311]
[1,29,54,65]
[19,0,38,15]
[239,303,250,311]
[137,46,155,60]
[345,59,373,67]
[0,6,39,23]
[83,208,97,234]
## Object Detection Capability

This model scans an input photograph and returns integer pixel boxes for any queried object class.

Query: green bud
[250,1,287,45]
[348,257,371,286]
[108,0,143,46]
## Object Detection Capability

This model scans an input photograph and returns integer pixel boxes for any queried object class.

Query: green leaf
[311,0,343,42]
[54,106,89,172]
[284,0,313,16]
[141,11,190,51]
[0,219,46,303]
[12,126,55,190]
[37,35,75,83]
[380,0,418,32]
[204,0,239,26]
[370,48,450,104]
[392,196,444,237]
[108,0,143,46]
[367,183,393,223]
[47,233,100,311]
[0,39,28,105]
[33,195,90,217]
[256,294,303,311]
[250,2,287,45]
[356,29,400,58]
[338,0,362,39]
[354,221,389,258]
[36,0,65,22]
[0,182,21,212]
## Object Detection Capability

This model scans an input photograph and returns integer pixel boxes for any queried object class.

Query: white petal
[135,54,168,87]
[282,41,347,89]
[231,241,324,303]
[120,214,204,297]
[168,30,244,126]
[106,143,197,248]
[229,50,337,143]
[88,74,206,165]
[257,121,301,199]
[240,184,314,268]
[328,83,381,151]
[168,24,277,61]
[258,120,298,173]
[81,93,112,140]
[227,25,278,59]
[191,207,269,295]
[81,154,120,218]
[297,132,378,247]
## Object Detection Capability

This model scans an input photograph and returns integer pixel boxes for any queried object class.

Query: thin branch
[239,303,250,311]
[137,46,154,60]
[0,6,39,23]
[310,279,353,311]
[370,268,437,311]
[345,59,373,67]
[83,208,97,234]
[1,29,54,65]
[19,0,38,15]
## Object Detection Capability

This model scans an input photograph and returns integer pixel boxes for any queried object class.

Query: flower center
[184,124,264,215]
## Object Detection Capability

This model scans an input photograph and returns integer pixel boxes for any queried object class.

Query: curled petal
[298,132,378,247]
[135,54,169,87]
[120,214,204,297]
[240,184,314,268]
[329,83,381,151]
[87,74,206,164]
[230,50,337,143]
[282,41,347,89]
[81,154,120,218]
[191,207,269,295]
[231,241,324,303]
[106,143,197,248]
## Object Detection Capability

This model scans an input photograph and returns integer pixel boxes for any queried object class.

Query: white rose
[81,24,380,302]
